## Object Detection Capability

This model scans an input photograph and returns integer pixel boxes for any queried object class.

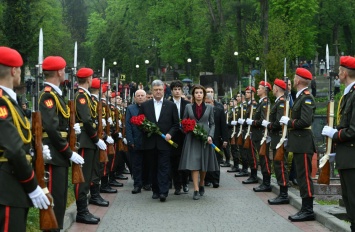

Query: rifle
[119,103,128,152]
[243,81,254,149]
[69,42,85,184]
[105,70,115,155]
[274,77,290,161]
[230,87,236,145]
[259,71,270,156]
[236,82,244,146]
[97,76,109,162]
[318,70,333,185]
[32,28,58,230]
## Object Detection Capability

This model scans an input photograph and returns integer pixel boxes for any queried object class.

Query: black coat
[139,99,179,150]
[212,105,228,143]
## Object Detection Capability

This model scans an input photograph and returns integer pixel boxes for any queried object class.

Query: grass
[316,199,339,205]
[26,168,76,231]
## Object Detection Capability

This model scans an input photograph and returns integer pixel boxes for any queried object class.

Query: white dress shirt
[154,98,163,122]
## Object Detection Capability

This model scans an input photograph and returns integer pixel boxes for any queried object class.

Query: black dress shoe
[292,179,298,186]
[109,179,124,187]
[152,193,159,199]
[174,189,181,195]
[204,182,211,187]
[242,176,258,184]
[132,187,141,194]
[122,169,130,174]
[288,210,315,222]
[235,170,249,177]
[115,174,128,180]
[143,184,152,191]
[183,184,189,193]
[199,186,205,196]
[159,194,166,202]
[227,167,240,173]
[220,162,231,167]
[89,196,109,207]
[100,186,118,193]
[212,182,219,188]
[253,183,272,192]
[76,212,100,224]
[268,196,290,205]
[193,191,200,200]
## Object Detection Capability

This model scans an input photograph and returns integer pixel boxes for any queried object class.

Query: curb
[255,171,351,232]
[62,202,76,231]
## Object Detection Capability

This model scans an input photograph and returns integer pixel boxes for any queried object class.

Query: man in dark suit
[170,80,190,195]
[204,93,227,187]
[322,56,355,231]
[280,68,316,222]
[139,80,179,202]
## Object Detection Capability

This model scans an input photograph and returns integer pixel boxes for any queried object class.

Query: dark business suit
[139,99,179,196]
[205,105,227,184]
[170,98,190,191]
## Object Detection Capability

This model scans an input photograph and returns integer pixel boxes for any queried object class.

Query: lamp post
[234,51,239,86]
[187,58,192,81]
[145,60,149,83]
[135,64,139,81]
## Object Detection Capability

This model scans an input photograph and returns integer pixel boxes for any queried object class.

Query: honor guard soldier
[322,56,355,231]
[280,68,316,222]
[246,81,272,192]
[262,79,290,204]
[39,56,84,229]
[74,68,107,224]
[226,95,241,172]
[0,47,50,231]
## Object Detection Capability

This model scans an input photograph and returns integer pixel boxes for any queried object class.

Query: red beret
[42,56,66,71]
[102,83,108,94]
[245,86,256,93]
[77,68,94,78]
[0,46,23,67]
[274,79,286,90]
[91,78,100,89]
[111,92,120,98]
[259,81,272,91]
[296,68,312,80]
[340,56,355,70]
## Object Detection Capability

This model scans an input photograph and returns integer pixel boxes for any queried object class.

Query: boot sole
[268,200,290,205]
[76,218,100,224]
[288,216,315,222]
[89,201,109,207]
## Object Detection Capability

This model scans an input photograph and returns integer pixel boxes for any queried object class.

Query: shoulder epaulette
[303,90,310,95]
[44,86,52,92]
[79,89,84,93]
[0,89,2,98]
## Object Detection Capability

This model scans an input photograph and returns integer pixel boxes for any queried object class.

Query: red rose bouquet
[130,114,178,148]
[181,118,223,155]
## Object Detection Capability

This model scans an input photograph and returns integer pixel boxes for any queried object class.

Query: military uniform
[0,88,38,231]
[226,105,240,170]
[39,83,71,228]
[234,101,249,177]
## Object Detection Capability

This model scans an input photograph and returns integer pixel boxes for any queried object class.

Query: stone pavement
[65,166,350,232]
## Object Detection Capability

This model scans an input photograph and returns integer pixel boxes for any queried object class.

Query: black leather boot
[288,197,315,222]
[350,223,355,232]
[89,184,109,207]
[268,186,290,205]
[109,172,124,187]
[100,175,118,193]
[242,169,258,184]
[235,168,249,177]
[227,166,240,173]
[220,161,231,167]
[76,199,100,224]
[253,175,272,192]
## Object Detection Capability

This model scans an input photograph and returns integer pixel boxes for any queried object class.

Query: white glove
[319,155,329,168]
[280,116,290,125]
[106,136,114,144]
[321,126,338,138]
[118,132,123,138]
[28,186,50,209]
[262,120,270,128]
[118,120,122,127]
[107,117,113,125]
[95,139,107,150]
[246,118,253,125]
[123,138,127,145]
[102,119,107,127]
[231,121,237,126]
[73,123,81,134]
[70,151,84,165]
[237,119,245,124]
[42,145,52,160]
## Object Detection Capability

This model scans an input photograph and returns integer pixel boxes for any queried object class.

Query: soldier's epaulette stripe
[19,171,35,183]
[44,86,52,92]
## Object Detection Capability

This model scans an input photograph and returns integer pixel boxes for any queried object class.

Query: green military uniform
[39,84,71,229]
[251,97,271,191]
[234,101,249,176]
[0,88,38,231]
[332,82,355,226]
[227,105,240,170]
[74,87,101,224]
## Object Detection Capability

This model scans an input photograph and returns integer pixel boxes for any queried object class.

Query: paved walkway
[67,166,339,232]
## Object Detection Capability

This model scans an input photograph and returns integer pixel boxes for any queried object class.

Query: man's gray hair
[151,79,164,87]
[206,93,214,100]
